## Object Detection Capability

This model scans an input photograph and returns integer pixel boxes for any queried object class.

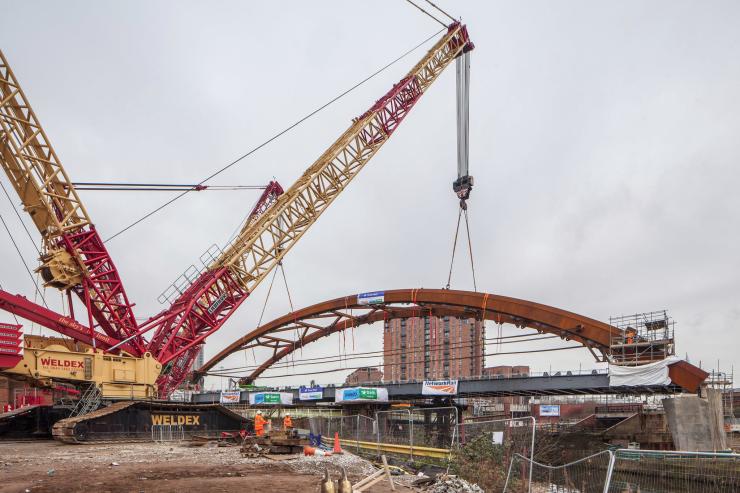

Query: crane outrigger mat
[0,405,72,439]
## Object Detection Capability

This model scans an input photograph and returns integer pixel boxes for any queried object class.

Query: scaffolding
[707,368,735,420]
[608,311,675,366]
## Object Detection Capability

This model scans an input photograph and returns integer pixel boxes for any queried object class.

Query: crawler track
[52,401,246,444]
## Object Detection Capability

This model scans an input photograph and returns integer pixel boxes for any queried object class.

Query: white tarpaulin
[609,356,680,387]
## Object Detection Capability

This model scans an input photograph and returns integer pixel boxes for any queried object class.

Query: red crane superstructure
[0,23,473,397]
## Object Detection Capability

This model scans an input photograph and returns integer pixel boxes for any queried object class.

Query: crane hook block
[453,174,474,203]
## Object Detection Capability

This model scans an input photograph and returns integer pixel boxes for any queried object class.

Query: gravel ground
[0,440,412,493]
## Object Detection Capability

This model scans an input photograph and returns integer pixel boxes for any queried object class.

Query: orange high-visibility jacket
[283,416,293,428]
[254,414,267,430]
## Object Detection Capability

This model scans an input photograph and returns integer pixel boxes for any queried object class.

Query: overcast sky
[1,1,739,390]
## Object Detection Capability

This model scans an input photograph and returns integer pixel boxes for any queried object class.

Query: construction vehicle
[0,19,473,441]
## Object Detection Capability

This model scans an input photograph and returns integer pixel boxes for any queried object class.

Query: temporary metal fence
[504,450,614,493]
[504,449,740,493]
[309,414,376,454]
[376,409,413,460]
[410,406,459,451]
[454,417,536,492]
[607,449,740,493]
[151,424,185,442]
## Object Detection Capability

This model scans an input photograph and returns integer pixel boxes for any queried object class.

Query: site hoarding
[219,390,241,404]
[421,379,459,396]
[298,385,323,400]
[335,386,388,403]
[249,392,293,405]
[540,404,561,416]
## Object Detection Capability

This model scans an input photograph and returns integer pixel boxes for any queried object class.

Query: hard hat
[256,410,262,414]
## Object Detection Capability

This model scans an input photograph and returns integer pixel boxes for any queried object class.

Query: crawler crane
[0,21,473,441]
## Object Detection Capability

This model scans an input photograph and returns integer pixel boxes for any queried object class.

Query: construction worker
[254,410,267,437]
[625,327,637,345]
[283,413,293,430]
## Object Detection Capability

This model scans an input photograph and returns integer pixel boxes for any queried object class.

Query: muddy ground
[0,441,414,493]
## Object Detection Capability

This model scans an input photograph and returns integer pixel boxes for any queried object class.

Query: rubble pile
[287,452,376,478]
[423,475,485,493]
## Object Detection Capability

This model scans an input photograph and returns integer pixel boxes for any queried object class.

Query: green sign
[359,388,378,400]
[263,393,281,403]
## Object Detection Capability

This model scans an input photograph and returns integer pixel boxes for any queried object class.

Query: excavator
[0,18,473,442]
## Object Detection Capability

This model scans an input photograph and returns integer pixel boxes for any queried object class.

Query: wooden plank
[353,469,383,489]
[382,455,396,491]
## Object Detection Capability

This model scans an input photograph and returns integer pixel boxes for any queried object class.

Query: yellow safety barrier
[322,437,451,459]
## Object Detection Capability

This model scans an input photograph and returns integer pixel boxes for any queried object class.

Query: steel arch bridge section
[197,289,621,383]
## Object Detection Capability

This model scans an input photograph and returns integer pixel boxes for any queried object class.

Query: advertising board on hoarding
[248,392,293,405]
[357,291,384,305]
[422,379,458,396]
[335,387,388,403]
[540,404,561,416]
[298,385,323,400]
[219,390,241,404]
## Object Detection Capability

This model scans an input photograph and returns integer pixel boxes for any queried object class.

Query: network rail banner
[422,379,459,396]
[219,390,242,404]
[299,385,323,400]
[249,392,293,405]
[335,387,388,403]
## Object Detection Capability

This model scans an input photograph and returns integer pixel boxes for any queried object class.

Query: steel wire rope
[422,0,457,23]
[213,333,563,373]
[0,281,21,325]
[218,331,564,372]
[0,211,48,308]
[276,261,302,370]
[243,266,281,368]
[72,182,266,191]
[404,0,447,27]
[0,180,40,255]
[207,345,585,379]
[445,207,463,289]
[0,178,47,334]
[463,208,477,292]
[103,28,445,243]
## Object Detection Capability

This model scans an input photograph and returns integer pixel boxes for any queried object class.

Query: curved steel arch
[197,289,620,383]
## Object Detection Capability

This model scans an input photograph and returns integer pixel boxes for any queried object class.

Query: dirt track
[0,441,411,493]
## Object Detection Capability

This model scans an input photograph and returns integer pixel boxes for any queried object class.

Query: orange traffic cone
[333,431,343,454]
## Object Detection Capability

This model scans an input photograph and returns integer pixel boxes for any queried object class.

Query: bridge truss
[197,288,623,383]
